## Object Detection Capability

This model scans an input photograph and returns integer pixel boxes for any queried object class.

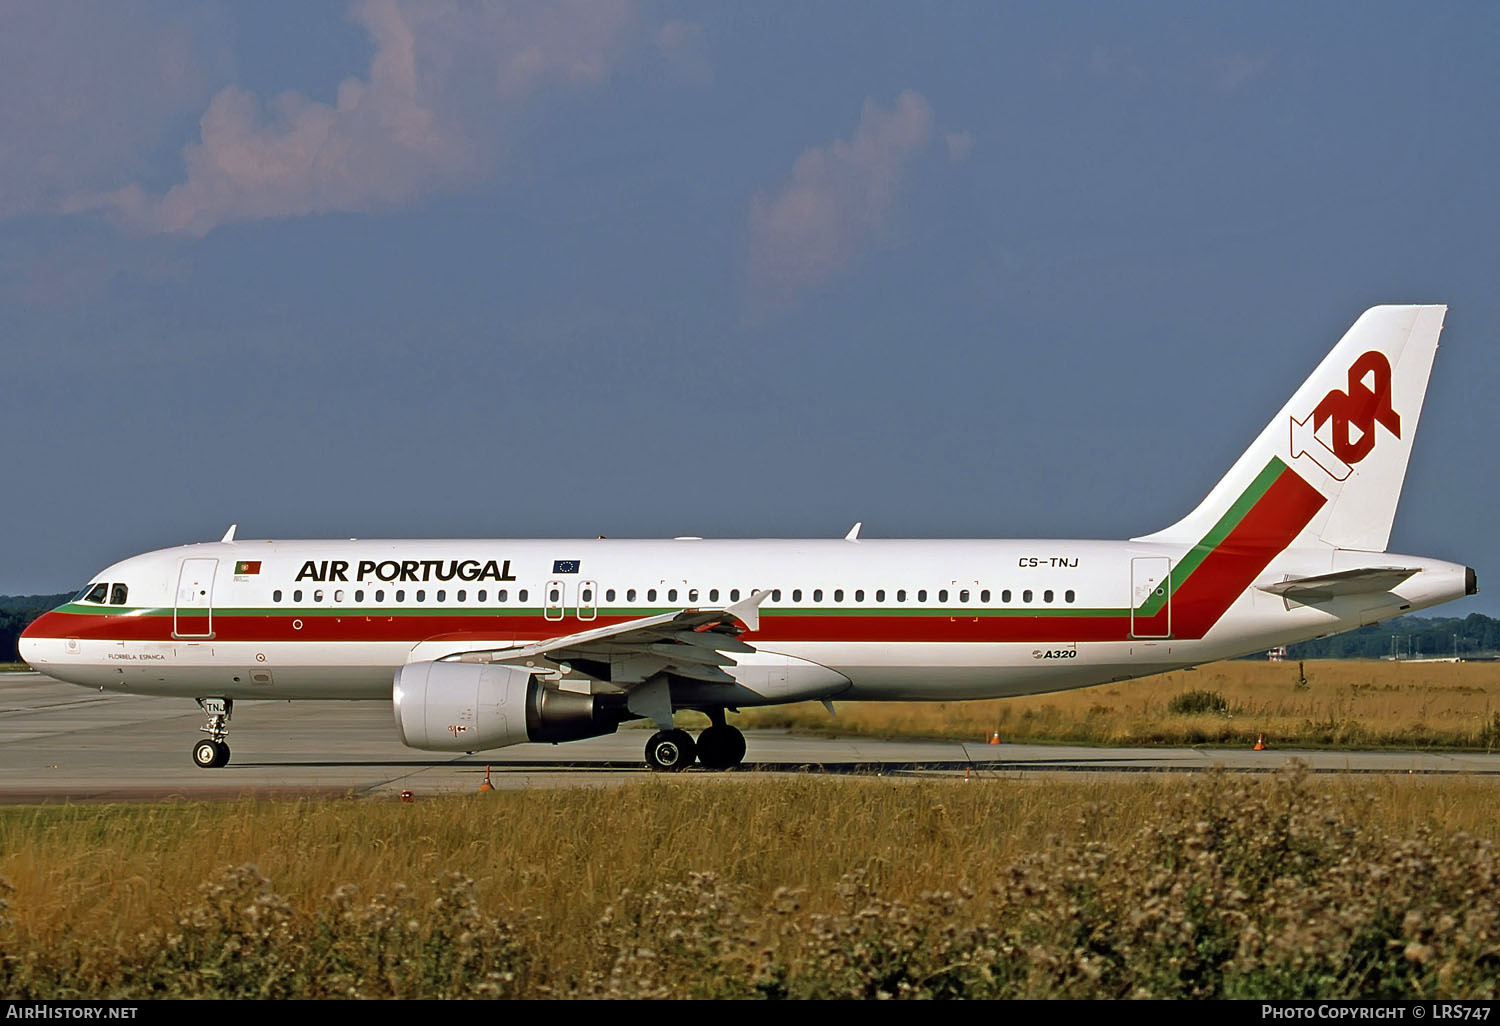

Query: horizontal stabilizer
[1259,566,1420,602]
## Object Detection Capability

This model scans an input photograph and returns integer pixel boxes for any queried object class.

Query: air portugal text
[294,559,518,584]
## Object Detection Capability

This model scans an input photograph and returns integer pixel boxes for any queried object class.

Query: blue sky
[2,1,1497,618]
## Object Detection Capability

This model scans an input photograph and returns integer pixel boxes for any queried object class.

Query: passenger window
[648,589,657,601]
[110,584,128,605]
[959,589,969,603]
[688,588,698,602]
[334,590,345,603]
[981,589,990,603]
[518,589,528,602]
[854,589,863,602]
[792,589,802,602]
[938,589,948,602]
[627,588,637,602]
[709,589,719,602]
[1002,589,1011,603]
[606,589,616,602]
[772,589,782,601]
[897,589,906,602]
[436,590,445,602]
[1023,590,1033,603]
[918,590,927,602]
[416,590,425,602]
[876,589,885,602]
[456,590,465,602]
[396,590,405,602]
[833,589,843,602]
[294,590,303,602]
[314,589,325,602]
[498,589,508,602]
[549,588,560,602]
[86,583,109,603]
[668,589,678,602]
[355,590,364,602]
[273,590,283,603]
[582,588,593,602]
[730,589,740,601]
[376,590,385,602]
[813,589,823,601]
[478,590,486,602]
[1044,590,1054,603]
[1065,590,1076,603]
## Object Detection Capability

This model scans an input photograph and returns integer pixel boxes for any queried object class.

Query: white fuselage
[19,536,1471,704]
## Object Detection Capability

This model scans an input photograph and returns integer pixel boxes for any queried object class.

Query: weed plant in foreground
[2,769,1499,998]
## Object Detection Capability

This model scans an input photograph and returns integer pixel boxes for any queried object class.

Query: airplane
[19,305,1476,772]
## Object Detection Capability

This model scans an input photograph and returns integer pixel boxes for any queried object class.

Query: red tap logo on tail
[1289,350,1401,480]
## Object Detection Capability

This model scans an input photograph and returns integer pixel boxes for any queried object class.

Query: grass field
[729,659,1500,750]
[2,770,1499,998]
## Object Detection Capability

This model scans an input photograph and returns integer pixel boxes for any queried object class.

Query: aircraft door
[1130,557,1171,638]
[577,580,598,621]
[544,580,566,621]
[174,558,218,639]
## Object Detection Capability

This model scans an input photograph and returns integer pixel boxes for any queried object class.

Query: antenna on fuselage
[220,524,237,543]
[844,522,862,541]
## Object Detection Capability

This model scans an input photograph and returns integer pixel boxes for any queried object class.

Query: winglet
[845,522,862,541]
[220,524,237,543]
[725,589,773,632]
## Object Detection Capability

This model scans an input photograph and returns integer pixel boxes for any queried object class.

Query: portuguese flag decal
[234,561,261,576]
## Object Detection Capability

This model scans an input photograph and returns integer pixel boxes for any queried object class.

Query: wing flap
[443,590,773,688]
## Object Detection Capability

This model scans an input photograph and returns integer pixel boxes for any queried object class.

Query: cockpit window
[84,583,109,604]
[110,584,128,605]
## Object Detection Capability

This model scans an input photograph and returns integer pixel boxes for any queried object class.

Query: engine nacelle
[393,660,622,752]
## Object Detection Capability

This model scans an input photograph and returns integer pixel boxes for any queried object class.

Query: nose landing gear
[192,697,233,768]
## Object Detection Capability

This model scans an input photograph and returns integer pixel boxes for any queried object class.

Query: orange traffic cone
[478,764,495,792]
[964,767,972,781]
[988,731,1001,745]
[1253,733,1267,751]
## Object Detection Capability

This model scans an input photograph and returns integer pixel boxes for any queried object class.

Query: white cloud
[945,131,974,162]
[68,0,636,237]
[0,2,231,220]
[657,19,710,84]
[1213,54,1270,92]
[745,91,936,310]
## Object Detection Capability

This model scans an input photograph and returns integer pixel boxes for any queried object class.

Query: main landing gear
[644,710,746,772]
[192,697,233,769]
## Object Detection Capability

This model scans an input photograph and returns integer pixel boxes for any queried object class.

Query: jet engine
[393,660,624,752]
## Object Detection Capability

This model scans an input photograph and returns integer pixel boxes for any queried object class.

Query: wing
[1258,566,1421,602]
[443,589,771,687]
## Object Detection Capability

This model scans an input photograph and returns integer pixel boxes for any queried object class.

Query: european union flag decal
[552,559,581,574]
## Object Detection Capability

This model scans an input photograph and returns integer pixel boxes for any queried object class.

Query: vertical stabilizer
[1134,305,1446,553]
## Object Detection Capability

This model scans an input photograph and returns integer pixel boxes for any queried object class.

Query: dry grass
[3,772,1500,997]
[732,660,1500,749]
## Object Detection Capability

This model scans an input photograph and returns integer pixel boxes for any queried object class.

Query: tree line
[1276,611,1500,660]
[1,594,69,662]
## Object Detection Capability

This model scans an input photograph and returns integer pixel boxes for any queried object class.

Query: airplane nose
[17,612,56,667]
